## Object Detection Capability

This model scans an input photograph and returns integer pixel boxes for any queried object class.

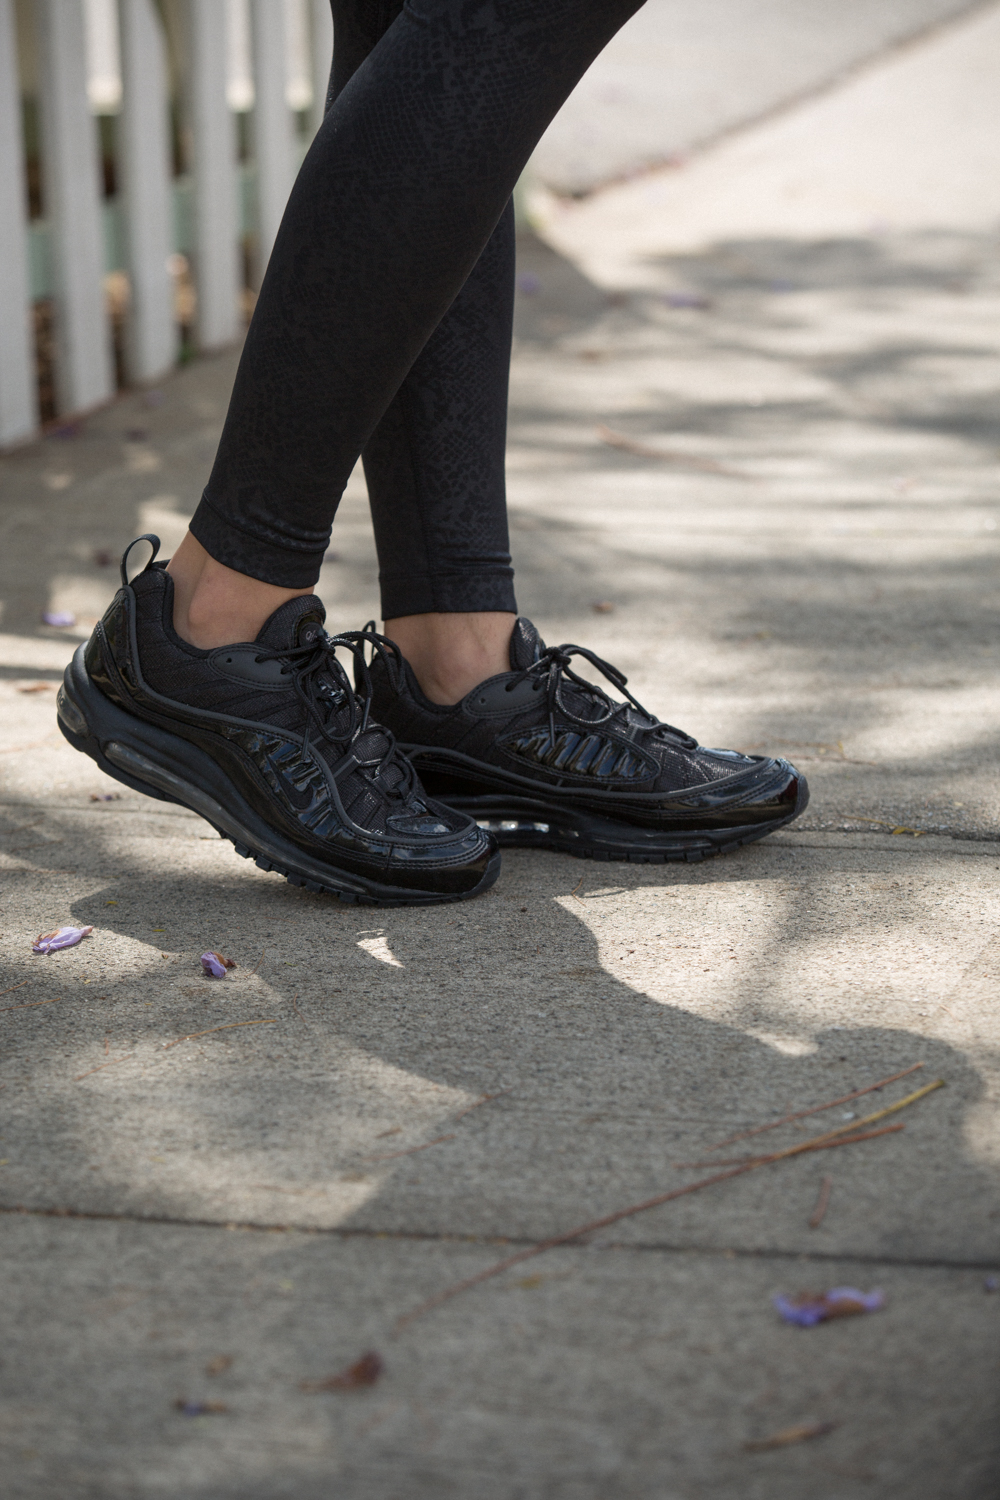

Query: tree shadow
[2,223,999,1493]
[0,812,986,1269]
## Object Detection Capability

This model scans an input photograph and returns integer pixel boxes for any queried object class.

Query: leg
[368,199,518,701]
[69,0,808,895]
[330,4,520,700]
[167,532,314,648]
[170,0,399,649]
[171,0,646,650]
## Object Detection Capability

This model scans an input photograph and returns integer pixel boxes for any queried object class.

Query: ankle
[384,611,515,705]
[166,532,314,650]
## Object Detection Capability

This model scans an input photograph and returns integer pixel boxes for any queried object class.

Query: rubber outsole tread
[215,833,488,906]
[130,787,496,908]
[477,816,799,864]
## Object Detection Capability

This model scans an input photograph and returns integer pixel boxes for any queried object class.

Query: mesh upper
[370,618,757,793]
[128,568,467,834]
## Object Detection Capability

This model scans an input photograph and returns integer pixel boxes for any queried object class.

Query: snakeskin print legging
[191,0,645,615]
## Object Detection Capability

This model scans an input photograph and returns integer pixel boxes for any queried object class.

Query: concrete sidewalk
[3,7,1000,1497]
[532,0,984,193]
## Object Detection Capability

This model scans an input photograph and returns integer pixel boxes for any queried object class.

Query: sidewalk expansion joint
[1,1201,995,1273]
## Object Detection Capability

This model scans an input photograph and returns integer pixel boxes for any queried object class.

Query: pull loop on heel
[119,534,161,588]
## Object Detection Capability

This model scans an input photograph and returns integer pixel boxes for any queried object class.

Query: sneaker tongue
[255,594,327,652]
[509,617,545,670]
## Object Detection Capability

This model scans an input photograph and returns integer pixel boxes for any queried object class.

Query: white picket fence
[0,0,333,447]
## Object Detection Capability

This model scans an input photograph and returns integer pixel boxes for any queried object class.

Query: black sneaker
[56,537,499,905]
[363,617,808,863]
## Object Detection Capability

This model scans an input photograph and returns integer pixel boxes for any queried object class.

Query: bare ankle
[166,532,314,650]
[384,611,515,705]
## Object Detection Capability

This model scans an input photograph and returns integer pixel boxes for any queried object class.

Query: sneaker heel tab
[120,534,161,588]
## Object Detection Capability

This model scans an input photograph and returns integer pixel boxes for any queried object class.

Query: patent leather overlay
[76,571,497,895]
[500,724,656,783]
[234,730,386,862]
[410,747,803,832]
[465,675,544,716]
[209,647,294,688]
[86,591,139,706]
[363,616,808,848]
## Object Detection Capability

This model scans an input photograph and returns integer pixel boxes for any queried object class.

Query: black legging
[191,0,645,615]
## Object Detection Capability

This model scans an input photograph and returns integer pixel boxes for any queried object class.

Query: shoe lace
[352,622,697,752]
[252,629,417,795]
[509,643,698,751]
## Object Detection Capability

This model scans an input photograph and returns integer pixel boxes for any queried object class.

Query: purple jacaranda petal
[200,951,236,979]
[663,291,711,309]
[42,610,76,627]
[773,1287,885,1326]
[175,1399,227,1416]
[773,1295,827,1327]
[33,925,93,954]
[825,1286,885,1313]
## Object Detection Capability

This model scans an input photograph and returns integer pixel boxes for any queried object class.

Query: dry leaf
[300,1350,384,1392]
[745,1421,837,1452]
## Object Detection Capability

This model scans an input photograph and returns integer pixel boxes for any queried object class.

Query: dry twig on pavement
[75,1054,133,1081]
[162,1018,278,1050]
[597,424,749,478]
[677,1079,941,1167]
[809,1175,833,1229]
[1,994,63,1014]
[697,1062,925,1154]
[365,1134,456,1162]
[394,1082,943,1331]
[453,1089,510,1123]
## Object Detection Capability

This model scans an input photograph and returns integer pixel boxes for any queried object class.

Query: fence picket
[251,0,295,280]
[309,0,333,132]
[0,0,38,445]
[119,0,178,382]
[186,0,241,348]
[36,0,114,417]
[2,0,332,435]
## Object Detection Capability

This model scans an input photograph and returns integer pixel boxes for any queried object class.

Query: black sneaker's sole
[57,648,500,907]
[408,759,809,865]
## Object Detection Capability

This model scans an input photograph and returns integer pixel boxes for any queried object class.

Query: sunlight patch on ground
[745,1029,818,1056]
[356,933,404,968]
[138,496,194,556]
